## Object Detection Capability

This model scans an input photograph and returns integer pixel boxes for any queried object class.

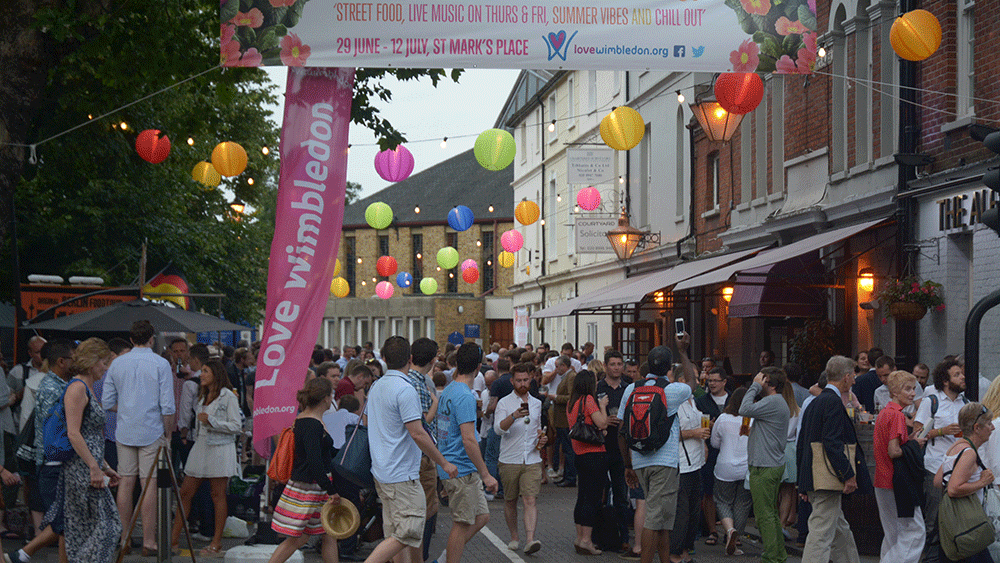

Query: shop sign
[575,216,619,254]
[936,189,998,231]
[567,148,615,184]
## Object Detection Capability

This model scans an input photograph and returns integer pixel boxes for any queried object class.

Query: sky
[262,67,521,201]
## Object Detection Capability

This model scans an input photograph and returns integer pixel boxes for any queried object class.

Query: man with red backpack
[617,336,696,563]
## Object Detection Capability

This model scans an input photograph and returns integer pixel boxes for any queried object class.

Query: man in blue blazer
[796,355,872,563]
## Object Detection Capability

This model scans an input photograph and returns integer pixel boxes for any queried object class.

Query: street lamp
[230,198,245,221]
[858,267,875,292]
[606,208,659,261]
[690,93,744,143]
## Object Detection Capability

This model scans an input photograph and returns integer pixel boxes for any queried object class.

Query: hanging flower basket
[875,277,944,320]
[888,301,927,321]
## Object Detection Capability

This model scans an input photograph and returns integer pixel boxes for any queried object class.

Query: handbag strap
[574,396,589,424]
[340,399,369,455]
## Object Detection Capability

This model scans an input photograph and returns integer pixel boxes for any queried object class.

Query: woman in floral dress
[44,337,122,562]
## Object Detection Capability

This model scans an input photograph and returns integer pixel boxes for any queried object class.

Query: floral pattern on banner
[725,0,818,74]
[221,0,311,67]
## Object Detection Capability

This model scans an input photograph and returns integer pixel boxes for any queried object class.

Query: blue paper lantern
[447,205,475,232]
[396,272,413,288]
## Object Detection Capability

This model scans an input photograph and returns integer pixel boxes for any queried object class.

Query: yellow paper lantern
[212,141,248,177]
[474,128,516,171]
[515,200,540,226]
[600,107,644,151]
[334,259,342,277]
[330,277,350,298]
[498,251,515,268]
[191,161,221,187]
[890,9,941,62]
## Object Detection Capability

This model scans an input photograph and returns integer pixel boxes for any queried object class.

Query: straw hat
[321,498,360,539]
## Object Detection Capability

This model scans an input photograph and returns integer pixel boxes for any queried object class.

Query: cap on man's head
[648,346,672,376]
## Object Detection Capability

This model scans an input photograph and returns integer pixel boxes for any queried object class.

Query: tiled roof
[342,148,514,228]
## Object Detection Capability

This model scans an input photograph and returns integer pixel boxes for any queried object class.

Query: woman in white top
[978,377,1000,476]
[933,402,995,563]
[779,378,801,530]
[710,387,751,555]
[170,360,242,556]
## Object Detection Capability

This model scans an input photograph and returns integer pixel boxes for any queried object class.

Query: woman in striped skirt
[269,377,343,563]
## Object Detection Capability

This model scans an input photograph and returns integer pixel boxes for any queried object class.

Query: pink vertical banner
[253,67,355,456]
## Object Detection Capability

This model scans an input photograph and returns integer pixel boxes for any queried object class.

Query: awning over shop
[531,247,765,318]
[672,218,889,292]
[727,252,827,318]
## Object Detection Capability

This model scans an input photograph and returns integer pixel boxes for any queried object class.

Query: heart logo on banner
[548,31,566,51]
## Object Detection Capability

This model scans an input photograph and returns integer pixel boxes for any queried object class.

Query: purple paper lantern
[461,259,478,272]
[577,186,602,211]
[373,145,415,182]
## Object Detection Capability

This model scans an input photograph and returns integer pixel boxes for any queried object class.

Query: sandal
[199,545,225,558]
[704,532,719,546]
[725,529,736,556]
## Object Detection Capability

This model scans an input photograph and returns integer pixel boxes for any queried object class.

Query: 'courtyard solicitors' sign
[937,189,998,232]
[576,216,619,254]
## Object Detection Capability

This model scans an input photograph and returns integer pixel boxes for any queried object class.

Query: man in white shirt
[14,336,46,431]
[494,363,547,554]
[541,343,583,390]
[913,358,967,563]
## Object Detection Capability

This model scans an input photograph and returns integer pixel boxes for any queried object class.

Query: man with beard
[913,358,968,563]
[495,363,547,553]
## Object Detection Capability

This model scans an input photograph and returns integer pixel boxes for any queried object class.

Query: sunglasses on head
[975,405,991,427]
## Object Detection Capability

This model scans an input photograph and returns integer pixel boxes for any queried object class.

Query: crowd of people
[5,324,1000,563]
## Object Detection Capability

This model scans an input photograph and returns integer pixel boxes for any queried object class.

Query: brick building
[322,148,515,350]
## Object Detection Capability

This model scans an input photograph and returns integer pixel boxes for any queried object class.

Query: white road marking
[480,525,527,563]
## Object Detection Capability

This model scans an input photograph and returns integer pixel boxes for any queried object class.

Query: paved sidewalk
[15,480,880,562]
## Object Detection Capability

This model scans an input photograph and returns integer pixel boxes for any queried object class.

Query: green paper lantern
[365,202,394,230]
[420,277,438,295]
[437,246,460,270]
[474,128,516,171]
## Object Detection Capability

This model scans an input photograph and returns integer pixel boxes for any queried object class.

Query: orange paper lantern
[515,200,540,226]
[714,73,764,115]
[890,9,942,62]
[211,141,248,177]
[191,161,221,187]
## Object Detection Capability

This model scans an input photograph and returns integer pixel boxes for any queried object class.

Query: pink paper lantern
[501,229,524,253]
[577,186,601,211]
[373,145,415,182]
[375,281,394,299]
[461,259,478,272]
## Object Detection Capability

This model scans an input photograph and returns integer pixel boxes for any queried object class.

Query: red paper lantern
[462,267,479,284]
[714,73,764,115]
[376,256,398,277]
[135,129,171,164]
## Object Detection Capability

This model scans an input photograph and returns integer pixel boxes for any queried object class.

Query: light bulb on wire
[187,137,194,146]
[817,46,827,58]
[548,120,556,133]
[440,137,448,149]
[676,90,685,104]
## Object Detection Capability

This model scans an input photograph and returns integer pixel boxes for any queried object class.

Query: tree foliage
[0,0,460,325]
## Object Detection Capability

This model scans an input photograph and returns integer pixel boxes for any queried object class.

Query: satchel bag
[982,485,1000,562]
[333,423,374,489]
[568,397,604,445]
[940,444,994,561]
[810,442,856,491]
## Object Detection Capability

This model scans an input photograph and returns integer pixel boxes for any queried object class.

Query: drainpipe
[894,0,919,370]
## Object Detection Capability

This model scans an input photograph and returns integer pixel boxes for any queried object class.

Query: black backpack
[621,377,675,453]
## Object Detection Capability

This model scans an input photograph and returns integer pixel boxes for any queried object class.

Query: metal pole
[157,447,173,562]
[963,288,1000,401]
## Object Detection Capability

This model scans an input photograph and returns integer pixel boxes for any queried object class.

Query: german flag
[143,265,190,310]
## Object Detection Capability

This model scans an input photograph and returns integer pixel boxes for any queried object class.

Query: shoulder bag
[939,440,994,561]
[568,396,604,445]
